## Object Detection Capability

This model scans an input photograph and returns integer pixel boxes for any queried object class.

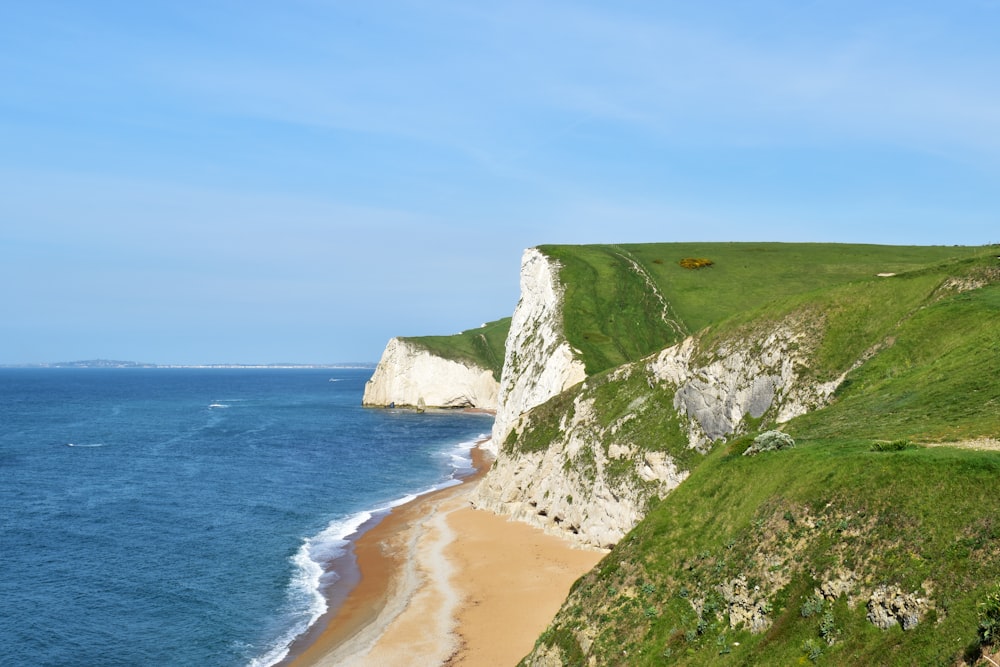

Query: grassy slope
[401,317,510,381]
[540,242,987,376]
[522,249,1000,666]
[537,441,1000,666]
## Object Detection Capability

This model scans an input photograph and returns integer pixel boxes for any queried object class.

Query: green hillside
[402,317,510,381]
[530,441,1000,666]
[519,247,1000,666]
[540,242,987,375]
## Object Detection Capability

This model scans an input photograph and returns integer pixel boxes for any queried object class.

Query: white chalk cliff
[473,368,691,549]
[474,254,845,549]
[368,245,849,549]
[362,337,499,409]
[489,248,587,451]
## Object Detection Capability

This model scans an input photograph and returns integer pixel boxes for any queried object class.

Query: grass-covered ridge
[518,246,1000,665]
[527,439,1000,666]
[539,242,989,376]
[402,317,510,381]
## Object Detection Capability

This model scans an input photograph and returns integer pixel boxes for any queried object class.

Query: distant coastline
[0,359,377,369]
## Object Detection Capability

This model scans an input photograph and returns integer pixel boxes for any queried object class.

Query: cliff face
[649,314,843,450]
[363,242,1000,664]
[489,248,587,450]
[362,337,499,409]
[473,311,839,549]
[475,247,841,549]
[473,366,690,549]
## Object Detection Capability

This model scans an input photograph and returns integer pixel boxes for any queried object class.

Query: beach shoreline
[284,441,605,666]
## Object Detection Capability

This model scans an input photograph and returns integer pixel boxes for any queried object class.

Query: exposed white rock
[474,379,689,550]
[490,248,587,451]
[649,319,838,450]
[478,307,847,547]
[867,585,931,630]
[362,337,499,409]
[719,576,771,634]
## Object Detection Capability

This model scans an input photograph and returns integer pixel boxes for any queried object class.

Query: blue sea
[0,368,493,667]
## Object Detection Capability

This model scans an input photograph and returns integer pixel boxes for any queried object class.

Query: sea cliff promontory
[362,318,509,410]
[363,337,499,409]
[367,242,1000,666]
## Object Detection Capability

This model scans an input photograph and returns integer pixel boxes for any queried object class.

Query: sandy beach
[285,444,605,667]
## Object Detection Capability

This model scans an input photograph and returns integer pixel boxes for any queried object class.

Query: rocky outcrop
[866,585,932,631]
[362,338,499,409]
[649,316,838,451]
[473,372,690,549]
[489,248,587,450]
[476,308,843,548]
[719,576,771,633]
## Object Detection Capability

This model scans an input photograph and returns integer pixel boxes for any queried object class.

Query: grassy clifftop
[518,246,1000,666]
[532,439,1000,666]
[539,242,988,376]
[402,317,510,381]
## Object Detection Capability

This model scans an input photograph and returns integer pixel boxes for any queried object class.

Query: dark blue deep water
[0,368,493,666]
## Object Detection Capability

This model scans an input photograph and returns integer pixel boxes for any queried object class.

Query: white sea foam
[248,435,485,667]
[66,443,105,448]
[440,435,485,480]
[248,510,374,667]
[208,403,230,409]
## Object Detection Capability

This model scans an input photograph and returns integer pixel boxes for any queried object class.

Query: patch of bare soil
[925,438,1000,452]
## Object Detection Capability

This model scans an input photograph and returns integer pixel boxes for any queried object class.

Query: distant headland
[1,359,376,369]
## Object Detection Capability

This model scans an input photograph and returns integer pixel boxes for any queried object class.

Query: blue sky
[2,1,998,364]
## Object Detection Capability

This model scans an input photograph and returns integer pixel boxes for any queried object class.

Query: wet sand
[286,444,605,666]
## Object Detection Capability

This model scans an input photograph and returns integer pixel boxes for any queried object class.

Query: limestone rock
[719,576,771,633]
[649,317,838,450]
[490,248,587,450]
[866,585,930,630]
[819,570,859,604]
[522,643,568,667]
[362,337,498,409]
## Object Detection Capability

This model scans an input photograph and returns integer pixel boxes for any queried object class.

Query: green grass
[402,317,510,380]
[540,242,991,376]
[789,276,1000,443]
[528,440,1000,666]
[517,246,1000,666]
[540,244,688,375]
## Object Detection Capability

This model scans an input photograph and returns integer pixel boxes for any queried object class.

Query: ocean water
[0,368,493,667]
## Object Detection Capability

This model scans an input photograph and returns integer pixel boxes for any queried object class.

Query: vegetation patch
[404,317,510,380]
[743,430,795,456]
[979,585,1000,648]
[679,257,714,270]
[506,243,1000,665]
[587,363,699,469]
[527,439,1000,666]
[504,385,577,454]
[870,439,920,452]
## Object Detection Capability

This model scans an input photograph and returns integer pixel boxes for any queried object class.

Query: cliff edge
[489,248,587,450]
[362,337,499,409]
